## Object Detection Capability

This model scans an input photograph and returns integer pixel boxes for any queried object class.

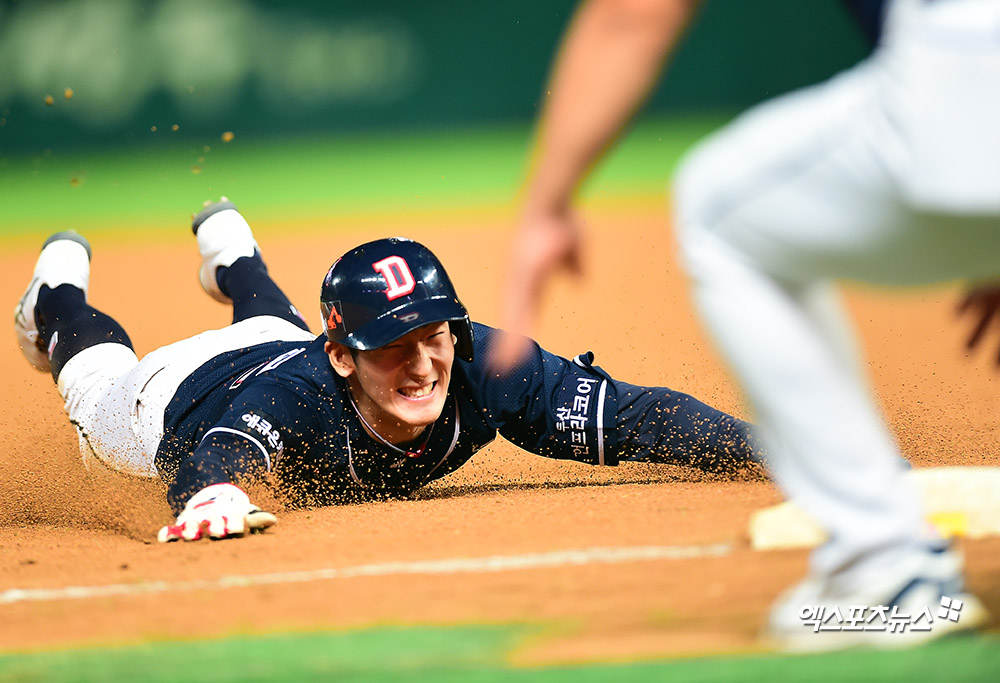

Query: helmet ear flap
[449,318,474,362]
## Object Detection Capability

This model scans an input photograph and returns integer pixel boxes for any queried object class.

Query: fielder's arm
[499,0,701,365]
[520,0,698,215]
[957,282,1000,366]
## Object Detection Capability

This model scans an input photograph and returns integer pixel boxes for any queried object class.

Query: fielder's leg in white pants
[674,0,1000,627]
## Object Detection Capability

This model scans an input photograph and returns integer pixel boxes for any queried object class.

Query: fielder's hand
[957,283,1000,366]
[157,483,277,542]
[494,208,584,371]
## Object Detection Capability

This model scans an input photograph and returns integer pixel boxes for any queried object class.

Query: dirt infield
[1,206,998,662]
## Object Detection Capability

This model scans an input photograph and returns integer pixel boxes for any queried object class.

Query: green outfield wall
[0,0,868,153]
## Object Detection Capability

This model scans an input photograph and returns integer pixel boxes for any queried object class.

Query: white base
[750,466,1000,550]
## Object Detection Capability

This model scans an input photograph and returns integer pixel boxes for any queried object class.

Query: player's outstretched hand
[157,483,277,542]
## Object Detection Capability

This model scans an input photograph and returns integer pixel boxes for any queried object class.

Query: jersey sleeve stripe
[596,379,608,466]
[200,427,273,471]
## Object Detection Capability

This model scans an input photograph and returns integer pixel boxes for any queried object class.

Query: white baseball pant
[674,0,1000,587]
[57,316,314,477]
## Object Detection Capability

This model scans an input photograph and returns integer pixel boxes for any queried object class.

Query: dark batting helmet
[320,237,474,361]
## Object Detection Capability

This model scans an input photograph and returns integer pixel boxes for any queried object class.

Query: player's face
[333,321,455,443]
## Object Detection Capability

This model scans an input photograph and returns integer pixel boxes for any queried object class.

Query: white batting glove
[157,483,277,543]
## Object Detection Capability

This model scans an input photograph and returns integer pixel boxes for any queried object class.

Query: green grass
[0,626,518,683]
[0,626,997,682]
[0,114,731,239]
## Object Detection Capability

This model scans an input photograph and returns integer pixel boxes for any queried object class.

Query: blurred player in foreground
[500,0,997,650]
[13,199,761,544]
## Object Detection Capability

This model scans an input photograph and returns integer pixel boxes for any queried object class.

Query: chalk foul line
[0,543,732,605]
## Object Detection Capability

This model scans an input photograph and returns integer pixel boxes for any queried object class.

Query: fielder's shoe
[765,545,988,653]
[192,197,259,303]
[14,231,92,372]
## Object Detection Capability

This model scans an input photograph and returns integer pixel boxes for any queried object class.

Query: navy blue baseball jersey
[156,323,757,513]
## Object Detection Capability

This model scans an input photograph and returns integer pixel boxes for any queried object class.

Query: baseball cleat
[14,230,92,372]
[192,197,259,303]
[764,545,988,652]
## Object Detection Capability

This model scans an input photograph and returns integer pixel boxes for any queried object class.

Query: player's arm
[613,380,764,472]
[500,0,701,364]
[475,341,617,465]
[472,323,761,470]
[157,386,305,542]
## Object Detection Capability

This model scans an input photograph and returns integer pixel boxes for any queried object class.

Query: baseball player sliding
[499,0,996,651]
[14,198,761,544]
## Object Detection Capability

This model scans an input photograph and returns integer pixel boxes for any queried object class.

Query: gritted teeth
[399,381,435,398]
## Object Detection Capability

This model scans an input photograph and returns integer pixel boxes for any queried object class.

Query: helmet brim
[341,295,470,354]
